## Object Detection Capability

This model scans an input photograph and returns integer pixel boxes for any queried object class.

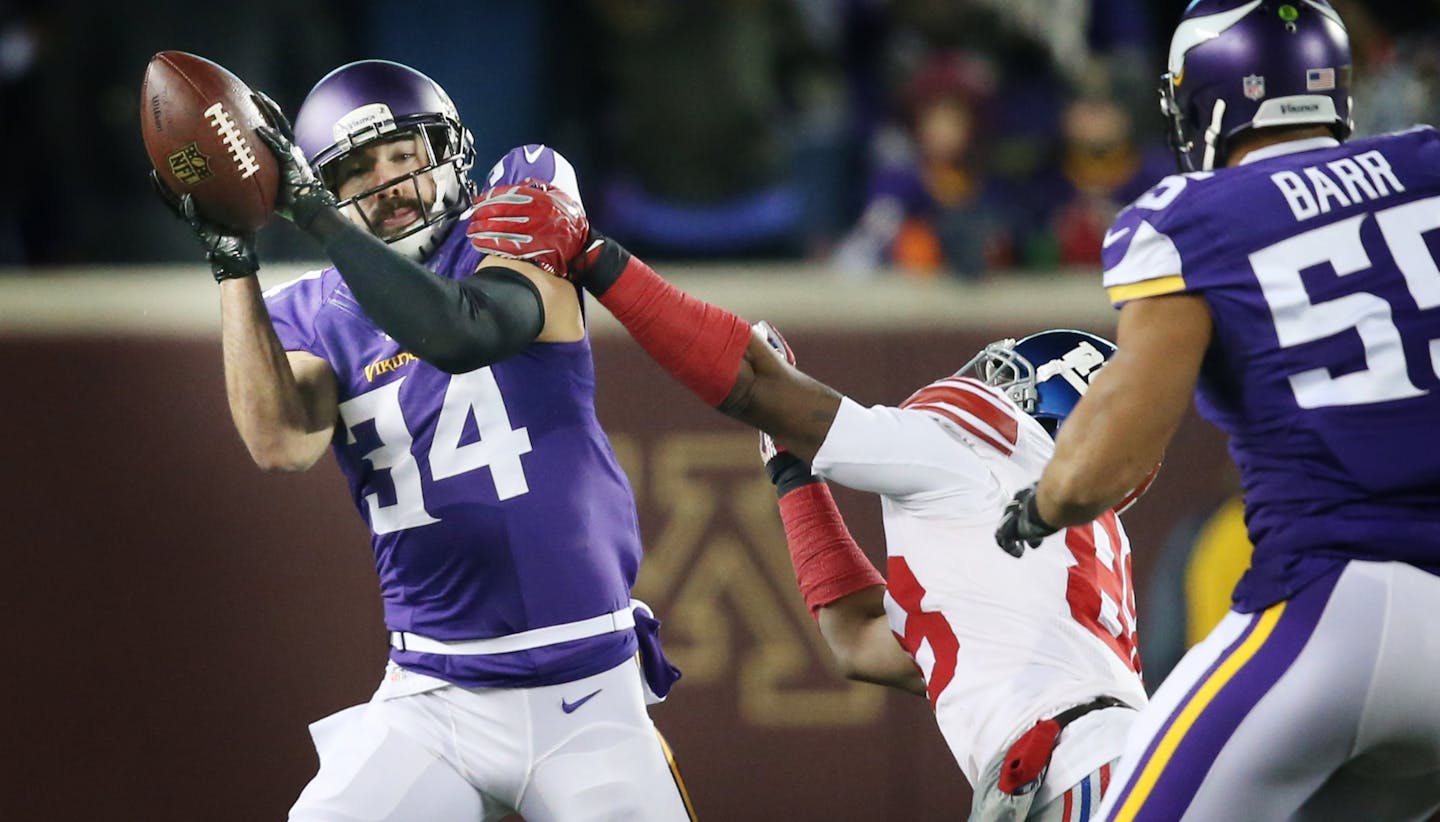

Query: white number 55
[1251,195,1440,408]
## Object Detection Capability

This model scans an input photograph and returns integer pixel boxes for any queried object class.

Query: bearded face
[329,131,438,239]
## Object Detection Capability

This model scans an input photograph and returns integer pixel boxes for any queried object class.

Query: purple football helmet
[958,329,1117,435]
[1162,0,1353,171]
[294,60,477,260]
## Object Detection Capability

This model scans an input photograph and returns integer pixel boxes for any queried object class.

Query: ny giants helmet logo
[1035,341,1108,396]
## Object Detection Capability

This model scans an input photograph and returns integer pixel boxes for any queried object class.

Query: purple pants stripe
[1105,570,1341,821]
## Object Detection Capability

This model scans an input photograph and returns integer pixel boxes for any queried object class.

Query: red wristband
[596,254,752,407]
[779,482,885,619]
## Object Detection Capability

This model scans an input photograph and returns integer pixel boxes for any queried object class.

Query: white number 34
[337,367,532,534]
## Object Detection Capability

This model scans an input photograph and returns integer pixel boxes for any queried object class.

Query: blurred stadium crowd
[0,0,1435,276]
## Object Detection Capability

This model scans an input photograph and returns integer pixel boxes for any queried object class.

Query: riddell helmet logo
[1243,74,1266,101]
[1281,102,1321,114]
[334,103,397,145]
[166,142,213,186]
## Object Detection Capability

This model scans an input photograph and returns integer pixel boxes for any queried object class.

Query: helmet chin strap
[1201,98,1228,171]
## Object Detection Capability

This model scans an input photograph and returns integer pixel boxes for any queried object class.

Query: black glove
[150,170,258,282]
[995,484,1059,558]
[252,91,337,230]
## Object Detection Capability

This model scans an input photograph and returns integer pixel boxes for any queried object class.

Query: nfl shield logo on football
[1243,74,1266,101]
[166,142,213,187]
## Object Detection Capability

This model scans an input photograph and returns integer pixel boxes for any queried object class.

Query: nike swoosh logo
[524,145,545,163]
[561,688,603,714]
[1102,226,1131,248]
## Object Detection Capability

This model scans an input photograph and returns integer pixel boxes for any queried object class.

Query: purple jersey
[1102,128,1440,612]
[264,217,642,687]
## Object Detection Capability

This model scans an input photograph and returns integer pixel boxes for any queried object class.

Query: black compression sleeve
[307,208,545,373]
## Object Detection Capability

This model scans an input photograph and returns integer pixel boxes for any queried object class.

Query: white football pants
[1097,560,1440,822]
[289,657,694,821]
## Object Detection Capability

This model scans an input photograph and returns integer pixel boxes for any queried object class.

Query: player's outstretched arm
[467,184,843,462]
[150,170,337,472]
[251,99,546,374]
[1035,293,1210,526]
[753,323,923,694]
[765,440,925,696]
[818,588,926,695]
[722,334,843,464]
[220,277,339,472]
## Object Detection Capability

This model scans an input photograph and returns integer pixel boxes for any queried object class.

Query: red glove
[466,178,588,277]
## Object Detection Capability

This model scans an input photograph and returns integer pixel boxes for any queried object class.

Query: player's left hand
[995,484,1059,558]
[466,180,589,277]
[150,169,258,282]
[754,319,798,464]
[252,91,337,229]
[754,320,796,366]
[753,320,818,491]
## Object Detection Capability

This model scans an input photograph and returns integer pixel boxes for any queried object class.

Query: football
[141,51,279,233]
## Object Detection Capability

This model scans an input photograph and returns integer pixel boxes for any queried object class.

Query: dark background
[4,1,1434,270]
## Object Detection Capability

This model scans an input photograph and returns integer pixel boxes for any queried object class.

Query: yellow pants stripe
[656,729,698,820]
[1112,602,1286,821]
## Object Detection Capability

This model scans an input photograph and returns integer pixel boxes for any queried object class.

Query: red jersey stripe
[902,378,1021,454]
[909,403,1014,455]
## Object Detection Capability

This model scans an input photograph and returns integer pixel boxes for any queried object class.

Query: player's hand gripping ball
[251,93,338,230]
[141,51,279,233]
[149,170,258,281]
[466,180,590,278]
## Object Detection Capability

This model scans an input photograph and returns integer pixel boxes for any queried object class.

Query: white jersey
[812,377,1148,801]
